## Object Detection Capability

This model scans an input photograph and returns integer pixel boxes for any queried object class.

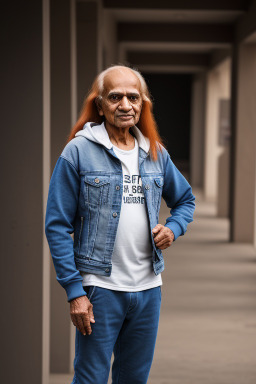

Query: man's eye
[110,95,120,101]
[129,95,139,102]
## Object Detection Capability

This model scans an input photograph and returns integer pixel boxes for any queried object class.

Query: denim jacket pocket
[84,175,110,205]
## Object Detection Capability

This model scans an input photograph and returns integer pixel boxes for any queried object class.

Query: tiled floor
[50,189,256,384]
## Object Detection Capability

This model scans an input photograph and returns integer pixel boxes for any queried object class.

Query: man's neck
[105,123,135,150]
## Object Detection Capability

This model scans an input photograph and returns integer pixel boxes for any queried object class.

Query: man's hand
[70,295,95,336]
[152,224,175,250]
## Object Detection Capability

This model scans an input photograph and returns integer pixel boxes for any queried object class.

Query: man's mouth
[118,115,134,119]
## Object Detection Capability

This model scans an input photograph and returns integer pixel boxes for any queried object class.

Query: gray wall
[77,1,99,113]
[190,73,206,188]
[0,0,43,383]
[232,43,256,242]
[50,0,72,373]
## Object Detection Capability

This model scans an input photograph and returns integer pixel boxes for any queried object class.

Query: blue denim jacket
[45,124,195,302]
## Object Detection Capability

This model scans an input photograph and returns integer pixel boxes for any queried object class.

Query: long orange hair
[66,65,167,161]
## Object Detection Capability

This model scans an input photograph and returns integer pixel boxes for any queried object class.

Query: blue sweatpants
[71,285,162,384]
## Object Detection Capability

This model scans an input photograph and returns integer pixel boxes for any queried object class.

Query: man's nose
[119,96,132,111]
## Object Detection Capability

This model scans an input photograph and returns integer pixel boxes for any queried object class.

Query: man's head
[68,64,166,161]
[95,66,144,130]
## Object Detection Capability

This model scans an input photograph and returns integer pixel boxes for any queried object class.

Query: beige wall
[190,73,206,188]
[233,43,256,243]
[204,59,231,202]
[1,1,45,383]
[103,9,118,68]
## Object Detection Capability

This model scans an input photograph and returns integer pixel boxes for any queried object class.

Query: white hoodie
[76,121,162,292]
[75,120,151,153]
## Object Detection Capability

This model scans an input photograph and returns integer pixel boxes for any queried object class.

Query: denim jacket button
[94,177,100,183]
[105,268,110,272]
[115,185,120,190]
[113,212,118,217]
[145,184,150,190]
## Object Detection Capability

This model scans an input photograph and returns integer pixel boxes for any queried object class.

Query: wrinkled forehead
[102,69,141,95]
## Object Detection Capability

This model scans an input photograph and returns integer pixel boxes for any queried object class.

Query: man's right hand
[70,295,95,336]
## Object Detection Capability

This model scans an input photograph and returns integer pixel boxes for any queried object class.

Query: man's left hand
[152,224,175,250]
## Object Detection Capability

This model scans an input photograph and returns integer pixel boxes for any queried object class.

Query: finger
[152,224,162,232]
[152,224,162,235]
[76,315,87,336]
[153,229,165,243]
[155,235,169,245]
[82,311,92,335]
[156,238,173,248]
[70,314,79,328]
[88,305,95,323]
[71,315,86,335]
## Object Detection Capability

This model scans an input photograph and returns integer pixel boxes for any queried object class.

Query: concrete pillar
[50,0,72,374]
[70,0,104,372]
[217,147,230,217]
[190,72,206,189]
[0,0,47,383]
[103,9,118,68]
[204,59,231,203]
[216,62,231,217]
[76,0,103,114]
[49,0,104,374]
[204,70,221,202]
[232,44,256,243]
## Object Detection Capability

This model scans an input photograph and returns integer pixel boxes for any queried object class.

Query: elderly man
[45,65,195,384]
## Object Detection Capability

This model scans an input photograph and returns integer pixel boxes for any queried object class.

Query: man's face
[97,69,143,130]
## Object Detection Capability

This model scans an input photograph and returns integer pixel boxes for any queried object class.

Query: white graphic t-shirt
[81,136,162,291]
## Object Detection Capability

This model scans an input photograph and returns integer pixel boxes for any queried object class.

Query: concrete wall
[50,0,72,374]
[204,59,231,203]
[49,0,104,374]
[76,0,101,114]
[103,9,118,68]
[190,73,206,188]
[217,147,230,217]
[0,1,44,383]
[233,43,256,243]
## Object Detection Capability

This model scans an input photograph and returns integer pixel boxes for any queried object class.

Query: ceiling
[102,0,252,73]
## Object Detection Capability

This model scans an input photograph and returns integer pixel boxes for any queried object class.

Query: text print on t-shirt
[123,174,145,204]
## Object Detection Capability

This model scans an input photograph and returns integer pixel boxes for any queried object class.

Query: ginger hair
[66,64,167,161]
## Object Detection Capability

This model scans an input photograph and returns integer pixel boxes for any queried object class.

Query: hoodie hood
[75,121,150,153]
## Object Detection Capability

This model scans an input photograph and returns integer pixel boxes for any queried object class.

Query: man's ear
[95,97,104,116]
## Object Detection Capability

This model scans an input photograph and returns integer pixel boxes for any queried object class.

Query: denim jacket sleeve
[45,155,87,302]
[162,151,195,241]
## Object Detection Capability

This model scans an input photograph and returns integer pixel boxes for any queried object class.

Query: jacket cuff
[65,281,87,303]
[164,221,183,241]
